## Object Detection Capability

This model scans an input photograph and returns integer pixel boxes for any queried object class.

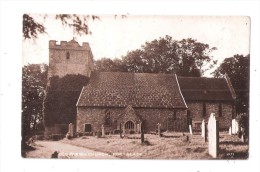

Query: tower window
[84,124,91,132]
[66,52,70,59]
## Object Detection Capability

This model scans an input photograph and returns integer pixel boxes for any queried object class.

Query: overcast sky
[22,14,250,76]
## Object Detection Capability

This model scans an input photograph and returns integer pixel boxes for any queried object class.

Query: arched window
[66,52,70,59]
[125,121,134,129]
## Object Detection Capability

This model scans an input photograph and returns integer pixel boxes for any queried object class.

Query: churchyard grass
[61,132,248,159]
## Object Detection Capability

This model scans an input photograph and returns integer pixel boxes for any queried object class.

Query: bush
[236,113,249,137]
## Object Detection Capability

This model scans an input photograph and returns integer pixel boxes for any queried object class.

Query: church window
[84,124,91,132]
[66,52,70,59]
[125,121,134,129]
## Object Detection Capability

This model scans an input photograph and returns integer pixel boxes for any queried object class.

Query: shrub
[236,113,249,137]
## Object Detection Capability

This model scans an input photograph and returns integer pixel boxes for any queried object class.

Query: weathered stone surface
[68,123,74,137]
[187,102,233,130]
[231,119,239,134]
[208,113,219,158]
[201,120,207,142]
[48,40,94,79]
[157,123,161,137]
[189,124,193,135]
[101,125,105,137]
[77,107,187,133]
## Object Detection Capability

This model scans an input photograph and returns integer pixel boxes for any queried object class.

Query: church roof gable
[77,72,187,109]
[177,76,235,101]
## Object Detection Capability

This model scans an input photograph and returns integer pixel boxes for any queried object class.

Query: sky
[22,14,250,76]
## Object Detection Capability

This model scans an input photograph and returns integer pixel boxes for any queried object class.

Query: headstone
[157,123,161,137]
[201,120,207,142]
[137,124,140,134]
[229,126,232,135]
[67,123,74,138]
[119,123,123,138]
[231,119,239,134]
[140,122,144,143]
[201,120,205,137]
[97,131,101,138]
[189,124,193,135]
[241,134,245,143]
[101,125,105,137]
[208,113,219,158]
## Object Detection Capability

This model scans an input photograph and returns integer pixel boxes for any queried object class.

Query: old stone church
[45,39,236,136]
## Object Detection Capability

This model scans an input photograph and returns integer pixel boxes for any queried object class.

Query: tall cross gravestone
[208,113,219,158]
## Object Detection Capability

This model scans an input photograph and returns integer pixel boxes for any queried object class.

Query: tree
[94,58,126,72]
[23,14,128,39]
[22,64,48,151]
[23,14,100,39]
[95,35,217,77]
[43,74,89,127]
[212,54,249,113]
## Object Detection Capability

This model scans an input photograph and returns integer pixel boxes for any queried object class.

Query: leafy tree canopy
[23,14,100,39]
[95,35,217,77]
[43,74,89,127]
[212,54,249,113]
[22,63,48,133]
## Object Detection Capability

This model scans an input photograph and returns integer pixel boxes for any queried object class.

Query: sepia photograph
[21,14,250,160]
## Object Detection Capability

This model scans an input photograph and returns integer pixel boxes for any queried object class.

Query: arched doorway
[125,121,135,134]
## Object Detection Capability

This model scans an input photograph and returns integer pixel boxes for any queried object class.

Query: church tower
[48,39,94,80]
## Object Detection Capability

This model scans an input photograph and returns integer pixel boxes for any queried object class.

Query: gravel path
[26,141,117,159]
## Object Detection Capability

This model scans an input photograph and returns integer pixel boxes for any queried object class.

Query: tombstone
[157,123,161,137]
[241,134,245,143]
[201,120,207,142]
[208,113,219,158]
[229,126,232,135]
[231,119,239,134]
[140,122,144,143]
[136,124,140,134]
[68,123,74,137]
[101,125,105,137]
[119,123,123,138]
[189,124,193,135]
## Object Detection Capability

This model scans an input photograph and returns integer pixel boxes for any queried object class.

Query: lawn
[61,132,248,159]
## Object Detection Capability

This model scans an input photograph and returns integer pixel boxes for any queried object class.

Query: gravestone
[231,119,239,134]
[201,120,207,142]
[189,124,193,135]
[157,123,161,137]
[68,123,74,137]
[101,125,105,137]
[208,113,219,158]
[229,127,232,135]
[241,134,245,143]
[119,123,123,138]
[140,122,144,143]
[137,124,140,134]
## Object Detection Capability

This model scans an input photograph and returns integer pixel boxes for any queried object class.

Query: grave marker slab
[208,113,219,158]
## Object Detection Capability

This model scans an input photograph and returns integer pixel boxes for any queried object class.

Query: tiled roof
[77,72,187,109]
[177,76,235,101]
